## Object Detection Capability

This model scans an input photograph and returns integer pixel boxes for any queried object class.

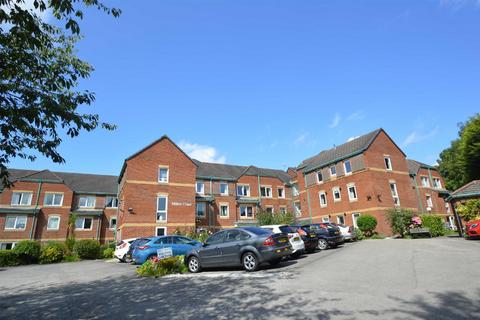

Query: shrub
[0,250,19,267]
[13,240,41,264]
[256,208,297,226]
[39,242,66,264]
[456,199,480,222]
[136,256,187,277]
[256,210,275,226]
[385,208,414,237]
[102,247,115,259]
[73,239,100,259]
[63,254,80,262]
[356,215,377,237]
[65,238,75,254]
[370,233,386,240]
[354,228,365,240]
[420,214,446,237]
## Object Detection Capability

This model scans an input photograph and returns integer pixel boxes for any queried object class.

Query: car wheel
[187,256,201,273]
[242,252,259,272]
[318,239,328,250]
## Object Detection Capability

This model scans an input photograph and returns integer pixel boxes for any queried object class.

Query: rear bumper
[290,241,305,253]
[326,235,345,246]
[259,245,292,262]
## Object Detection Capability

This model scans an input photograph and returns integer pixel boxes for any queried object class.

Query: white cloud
[346,111,365,121]
[178,141,226,164]
[401,127,439,148]
[329,113,341,128]
[347,136,360,142]
[294,132,309,145]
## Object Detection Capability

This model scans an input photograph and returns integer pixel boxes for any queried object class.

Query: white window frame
[239,205,254,219]
[75,217,93,231]
[219,203,229,218]
[11,192,33,206]
[445,202,451,214]
[260,186,272,198]
[332,187,341,202]
[156,195,168,222]
[390,182,400,207]
[196,202,206,218]
[292,184,300,197]
[319,191,327,208]
[330,165,337,177]
[158,166,169,183]
[109,217,117,230]
[265,206,274,214]
[196,182,205,195]
[426,194,433,209]
[421,176,430,188]
[44,193,64,207]
[46,215,61,231]
[322,216,330,223]
[237,184,250,197]
[78,196,96,208]
[344,160,352,175]
[4,216,27,230]
[220,183,229,196]
[156,227,167,237]
[352,213,361,228]
[433,178,442,189]
[316,171,323,183]
[277,187,285,199]
[294,202,301,217]
[279,206,287,214]
[337,215,345,225]
[0,242,17,250]
[384,156,393,171]
[105,196,118,208]
[347,184,358,202]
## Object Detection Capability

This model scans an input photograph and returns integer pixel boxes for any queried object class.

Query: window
[390,182,400,206]
[206,231,225,245]
[344,160,352,175]
[446,202,451,214]
[156,227,166,237]
[196,182,205,195]
[384,157,392,170]
[330,165,337,176]
[240,206,254,218]
[337,215,345,225]
[433,178,442,189]
[219,204,229,218]
[237,185,250,197]
[332,187,341,202]
[352,213,361,228]
[322,217,330,223]
[11,192,32,206]
[220,183,229,195]
[47,216,60,230]
[278,187,285,198]
[44,193,63,206]
[294,202,301,217]
[0,242,16,250]
[260,186,272,198]
[292,183,300,197]
[319,192,327,207]
[226,229,249,242]
[79,196,96,208]
[421,176,430,188]
[5,216,27,230]
[157,195,168,221]
[426,195,433,209]
[158,167,169,183]
[348,184,358,201]
[265,206,274,214]
[75,217,92,230]
[196,203,206,218]
[105,196,118,208]
[316,171,323,183]
[109,217,117,229]
[279,206,287,214]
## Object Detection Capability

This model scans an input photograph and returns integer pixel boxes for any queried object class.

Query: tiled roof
[4,169,118,195]
[407,159,437,175]
[299,128,384,173]
[450,180,480,199]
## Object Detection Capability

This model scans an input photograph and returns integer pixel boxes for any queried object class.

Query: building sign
[172,201,192,207]
[157,247,173,259]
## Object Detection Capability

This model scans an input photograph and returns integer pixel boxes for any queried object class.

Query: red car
[466,219,480,239]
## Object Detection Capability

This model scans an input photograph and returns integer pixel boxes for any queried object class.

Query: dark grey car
[185,227,292,272]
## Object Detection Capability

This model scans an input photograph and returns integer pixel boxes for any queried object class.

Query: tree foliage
[438,113,480,191]
[456,199,480,222]
[256,208,296,226]
[0,0,121,188]
[385,208,414,238]
[356,215,377,237]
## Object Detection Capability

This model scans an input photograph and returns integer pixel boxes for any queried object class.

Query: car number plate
[335,231,340,235]
[278,239,287,243]
[294,237,300,241]
[310,234,316,238]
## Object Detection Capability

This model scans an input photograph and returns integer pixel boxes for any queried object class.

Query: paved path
[0,238,479,319]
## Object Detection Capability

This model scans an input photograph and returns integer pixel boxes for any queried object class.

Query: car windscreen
[242,227,272,236]
[308,225,321,231]
[132,238,150,247]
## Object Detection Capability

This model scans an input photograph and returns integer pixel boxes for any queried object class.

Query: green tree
[438,113,480,191]
[385,208,414,237]
[356,215,377,237]
[0,0,121,188]
[456,199,480,222]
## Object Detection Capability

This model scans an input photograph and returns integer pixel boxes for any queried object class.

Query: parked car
[125,238,151,263]
[132,235,202,265]
[304,223,344,250]
[185,227,292,273]
[331,223,356,241]
[290,225,318,253]
[114,238,137,262]
[260,225,305,257]
[466,219,480,239]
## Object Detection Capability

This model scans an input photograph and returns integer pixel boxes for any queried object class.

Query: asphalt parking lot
[0,238,479,320]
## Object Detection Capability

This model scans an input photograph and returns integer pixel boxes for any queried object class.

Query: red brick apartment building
[0,128,454,247]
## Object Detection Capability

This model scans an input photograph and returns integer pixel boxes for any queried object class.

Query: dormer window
[196,182,205,195]
[344,160,352,175]
[11,192,33,206]
[237,184,250,197]
[316,171,323,183]
[330,165,337,176]
[79,196,96,208]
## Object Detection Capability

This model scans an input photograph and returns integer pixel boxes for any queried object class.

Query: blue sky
[9,0,480,175]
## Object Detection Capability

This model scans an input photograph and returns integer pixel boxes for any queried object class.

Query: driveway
[0,238,479,320]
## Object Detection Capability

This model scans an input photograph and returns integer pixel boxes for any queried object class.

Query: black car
[185,227,292,273]
[125,238,150,263]
[303,223,344,250]
[290,225,319,253]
